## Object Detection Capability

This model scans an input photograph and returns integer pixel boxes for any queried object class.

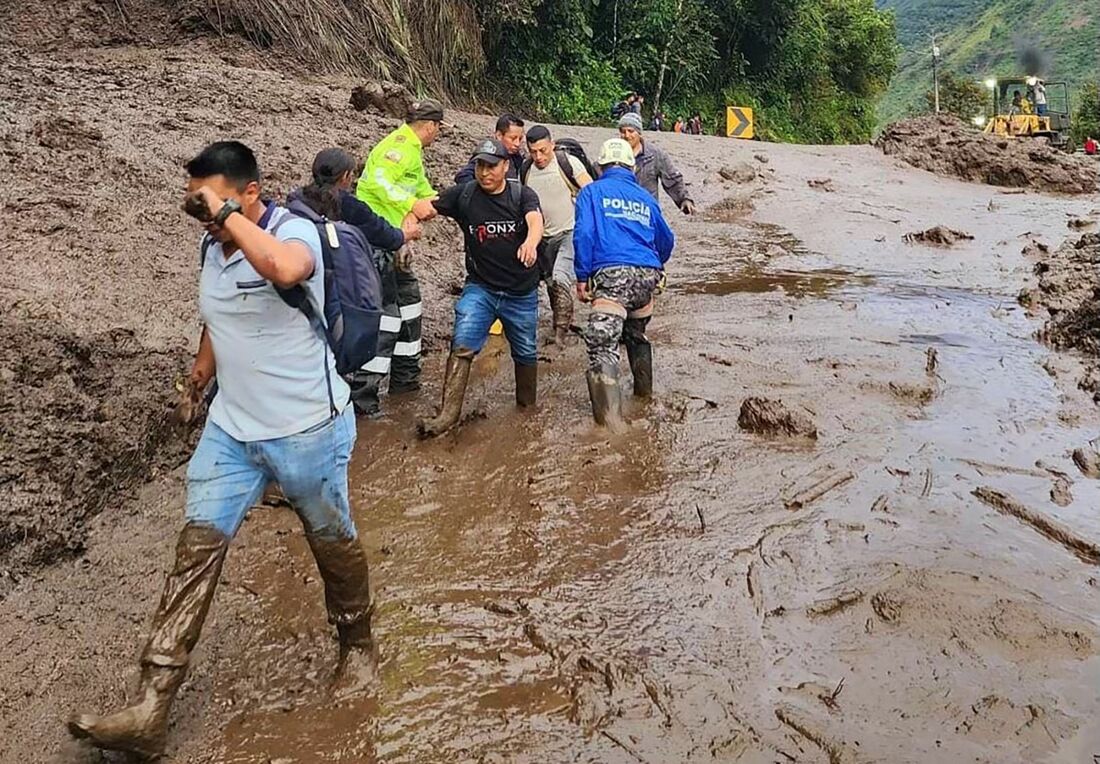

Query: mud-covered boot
[515,362,538,407]
[417,348,474,438]
[305,534,377,698]
[586,366,625,431]
[68,524,229,759]
[625,341,653,397]
[547,283,575,346]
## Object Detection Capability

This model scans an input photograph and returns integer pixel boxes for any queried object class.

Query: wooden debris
[785,471,855,510]
[972,487,1100,564]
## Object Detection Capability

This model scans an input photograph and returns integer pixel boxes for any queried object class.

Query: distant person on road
[1085,136,1098,155]
[618,112,695,215]
[1032,79,1048,116]
[688,112,704,135]
[352,99,444,417]
[69,142,375,759]
[521,124,593,345]
[649,112,665,132]
[454,114,526,184]
[573,138,674,428]
[417,138,544,437]
[612,94,634,121]
[631,95,645,115]
[673,117,684,134]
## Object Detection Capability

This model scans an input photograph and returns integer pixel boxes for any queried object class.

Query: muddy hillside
[4,7,1100,764]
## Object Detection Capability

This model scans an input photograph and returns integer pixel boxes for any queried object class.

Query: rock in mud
[718,161,757,183]
[738,397,817,439]
[876,114,1098,195]
[1050,477,1073,507]
[1071,447,1100,479]
[903,225,974,247]
[807,177,834,192]
[349,80,414,118]
[704,193,755,222]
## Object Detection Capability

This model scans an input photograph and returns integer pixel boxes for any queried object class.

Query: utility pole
[931,34,941,113]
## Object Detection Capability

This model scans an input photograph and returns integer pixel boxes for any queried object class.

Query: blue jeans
[185,407,357,540]
[453,281,538,365]
[1036,103,1048,116]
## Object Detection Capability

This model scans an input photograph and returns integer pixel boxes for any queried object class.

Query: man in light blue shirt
[69,142,374,759]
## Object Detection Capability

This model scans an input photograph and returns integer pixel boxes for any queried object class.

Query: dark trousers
[347,251,422,414]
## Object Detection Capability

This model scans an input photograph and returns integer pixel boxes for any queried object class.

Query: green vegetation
[878,0,1100,127]
[1072,84,1100,144]
[478,0,899,143]
[926,69,987,122]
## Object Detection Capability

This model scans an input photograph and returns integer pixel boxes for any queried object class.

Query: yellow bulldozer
[981,77,1072,151]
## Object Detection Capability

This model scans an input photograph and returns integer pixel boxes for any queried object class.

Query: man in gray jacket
[618,112,695,215]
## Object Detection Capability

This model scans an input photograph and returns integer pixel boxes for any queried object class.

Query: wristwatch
[214,199,242,226]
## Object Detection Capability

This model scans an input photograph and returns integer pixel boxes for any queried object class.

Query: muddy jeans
[185,407,358,540]
[584,265,662,370]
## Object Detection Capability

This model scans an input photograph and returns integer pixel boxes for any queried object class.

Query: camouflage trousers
[584,265,662,371]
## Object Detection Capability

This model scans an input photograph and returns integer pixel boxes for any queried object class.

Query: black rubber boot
[417,348,475,438]
[623,318,653,397]
[69,525,229,759]
[348,371,384,418]
[305,534,377,697]
[515,363,538,407]
[586,366,625,431]
[547,283,575,346]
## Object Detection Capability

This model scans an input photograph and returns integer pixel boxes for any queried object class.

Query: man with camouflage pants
[573,138,675,428]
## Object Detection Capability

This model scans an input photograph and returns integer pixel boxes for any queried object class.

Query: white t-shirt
[198,205,350,441]
[525,154,587,237]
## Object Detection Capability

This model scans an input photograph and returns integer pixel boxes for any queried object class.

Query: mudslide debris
[785,471,855,510]
[1071,447,1100,479]
[349,81,414,117]
[903,226,974,247]
[972,487,1100,564]
[738,397,818,439]
[876,114,1098,195]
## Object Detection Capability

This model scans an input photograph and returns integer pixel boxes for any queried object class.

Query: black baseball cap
[406,98,446,123]
[472,137,509,165]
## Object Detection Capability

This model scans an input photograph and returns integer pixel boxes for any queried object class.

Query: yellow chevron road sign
[726,106,754,139]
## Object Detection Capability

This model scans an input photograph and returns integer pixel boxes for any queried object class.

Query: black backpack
[520,139,595,193]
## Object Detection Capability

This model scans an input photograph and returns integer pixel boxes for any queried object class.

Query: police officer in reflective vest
[573,138,675,428]
[351,99,444,416]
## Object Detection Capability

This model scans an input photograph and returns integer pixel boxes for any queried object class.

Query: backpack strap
[520,157,534,185]
[457,180,478,220]
[200,233,213,267]
[554,150,580,195]
[505,179,522,211]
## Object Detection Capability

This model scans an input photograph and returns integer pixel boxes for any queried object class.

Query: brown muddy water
[209,148,1100,763]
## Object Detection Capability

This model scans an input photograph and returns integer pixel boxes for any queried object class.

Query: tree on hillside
[926,70,985,122]
[1071,83,1100,144]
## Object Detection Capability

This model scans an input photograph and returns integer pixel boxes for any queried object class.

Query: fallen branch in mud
[739,397,818,439]
[806,589,864,617]
[904,226,974,247]
[972,487,1100,564]
[785,471,855,510]
[775,706,859,764]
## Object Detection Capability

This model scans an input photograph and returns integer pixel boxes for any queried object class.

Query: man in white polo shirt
[69,142,374,759]
[521,125,592,345]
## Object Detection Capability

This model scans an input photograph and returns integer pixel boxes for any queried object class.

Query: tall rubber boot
[625,340,653,397]
[547,283,575,346]
[305,534,377,697]
[417,348,475,438]
[623,318,653,397]
[68,524,229,759]
[586,366,625,431]
[515,362,537,407]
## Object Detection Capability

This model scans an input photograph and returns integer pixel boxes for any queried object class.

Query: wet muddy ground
[4,41,1100,764]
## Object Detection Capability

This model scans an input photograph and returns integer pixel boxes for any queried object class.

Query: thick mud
[4,32,1100,764]
[877,114,1099,195]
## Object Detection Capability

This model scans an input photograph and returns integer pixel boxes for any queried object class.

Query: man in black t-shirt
[418,138,544,437]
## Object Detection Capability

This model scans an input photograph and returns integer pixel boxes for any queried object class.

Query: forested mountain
[878,0,1099,124]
